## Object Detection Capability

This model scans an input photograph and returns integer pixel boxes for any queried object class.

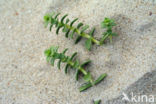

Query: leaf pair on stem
[44,46,107,92]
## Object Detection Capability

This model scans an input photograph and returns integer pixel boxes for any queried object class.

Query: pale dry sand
[0,0,156,104]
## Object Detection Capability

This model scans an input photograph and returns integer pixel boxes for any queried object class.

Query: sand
[0,0,156,104]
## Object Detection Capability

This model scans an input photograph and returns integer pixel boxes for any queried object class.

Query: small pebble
[15,12,19,16]
[9,26,12,29]
[149,12,152,16]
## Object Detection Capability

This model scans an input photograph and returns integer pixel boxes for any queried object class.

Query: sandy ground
[0,0,156,104]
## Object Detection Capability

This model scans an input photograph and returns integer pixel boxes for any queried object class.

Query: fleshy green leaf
[89,28,95,36]
[100,33,109,44]
[85,39,92,50]
[79,73,107,92]
[75,36,82,44]
[61,14,68,23]
[63,48,68,54]
[94,73,107,85]
[94,100,101,104]
[81,60,91,67]
[50,24,53,31]
[65,29,70,38]
[66,18,70,24]
[50,18,55,31]
[80,25,89,34]
[44,14,50,22]
[46,57,50,62]
[44,14,50,27]
[70,18,78,27]
[57,59,61,69]
[73,60,79,69]
[70,52,77,61]
[54,13,60,19]
[75,69,79,81]
[54,20,59,27]
[65,64,69,74]
[79,82,92,92]
[44,49,51,57]
[70,28,76,39]
[54,13,60,27]
[101,22,106,28]
[83,72,91,82]
[56,25,63,34]
[62,27,68,32]
[50,58,55,66]
[77,23,83,29]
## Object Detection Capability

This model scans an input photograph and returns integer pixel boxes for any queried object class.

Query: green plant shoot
[44,46,107,92]
[44,13,117,50]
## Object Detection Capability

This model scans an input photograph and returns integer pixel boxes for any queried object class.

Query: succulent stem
[67,60,88,75]
[58,21,101,45]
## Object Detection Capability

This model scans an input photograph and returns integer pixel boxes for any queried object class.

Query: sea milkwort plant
[44,46,107,92]
[43,13,117,50]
